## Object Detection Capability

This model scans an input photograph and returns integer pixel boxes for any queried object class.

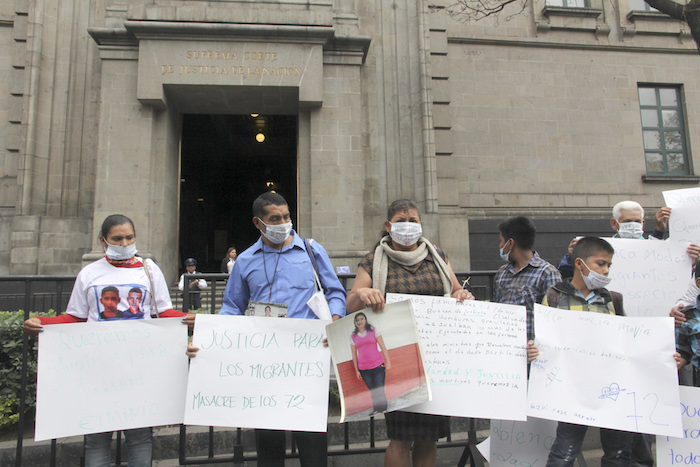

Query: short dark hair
[100,214,135,240]
[101,286,119,297]
[128,287,142,295]
[498,216,536,250]
[572,236,615,262]
[252,192,288,218]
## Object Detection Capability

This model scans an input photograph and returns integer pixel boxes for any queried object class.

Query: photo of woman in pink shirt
[351,312,392,415]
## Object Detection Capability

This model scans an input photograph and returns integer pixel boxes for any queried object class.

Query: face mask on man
[617,222,644,239]
[499,239,512,262]
[580,261,612,290]
[389,222,422,247]
[258,218,293,244]
[104,242,137,261]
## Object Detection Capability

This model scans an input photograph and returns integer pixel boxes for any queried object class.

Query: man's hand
[671,304,686,327]
[567,237,580,255]
[687,243,700,266]
[527,340,539,362]
[655,207,672,232]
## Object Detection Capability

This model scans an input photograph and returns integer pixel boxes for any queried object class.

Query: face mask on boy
[580,261,612,290]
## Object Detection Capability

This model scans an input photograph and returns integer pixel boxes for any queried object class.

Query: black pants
[255,429,327,467]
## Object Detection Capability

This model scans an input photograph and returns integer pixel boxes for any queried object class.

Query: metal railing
[3,271,496,467]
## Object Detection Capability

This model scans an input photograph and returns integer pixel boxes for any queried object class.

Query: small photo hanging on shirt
[248,301,288,318]
[326,300,431,422]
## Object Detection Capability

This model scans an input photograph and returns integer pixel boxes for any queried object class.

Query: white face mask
[580,261,612,290]
[104,242,137,261]
[258,218,293,244]
[389,222,422,247]
[499,239,512,262]
[617,222,644,239]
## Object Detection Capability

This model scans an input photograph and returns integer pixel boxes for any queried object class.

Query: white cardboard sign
[184,314,331,432]
[482,417,559,467]
[528,304,682,437]
[606,238,692,317]
[656,386,700,467]
[386,294,528,420]
[664,187,700,245]
[35,319,189,441]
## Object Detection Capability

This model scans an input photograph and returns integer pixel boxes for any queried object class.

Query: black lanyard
[262,245,283,301]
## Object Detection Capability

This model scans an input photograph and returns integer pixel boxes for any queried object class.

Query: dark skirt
[385,411,450,441]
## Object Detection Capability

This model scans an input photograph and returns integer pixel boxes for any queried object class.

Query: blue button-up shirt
[219,231,347,319]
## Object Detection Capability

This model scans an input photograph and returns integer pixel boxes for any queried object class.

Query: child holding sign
[675,260,700,385]
[541,237,632,467]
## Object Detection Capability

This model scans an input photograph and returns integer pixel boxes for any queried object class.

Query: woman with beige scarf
[346,199,474,467]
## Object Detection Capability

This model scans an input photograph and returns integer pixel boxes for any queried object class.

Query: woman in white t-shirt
[23,214,194,467]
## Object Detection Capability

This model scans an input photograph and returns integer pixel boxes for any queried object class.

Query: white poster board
[664,187,700,245]
[35,319,189,441]
[528,304,682,437]
[386,294,528,420]
[184,314,330,432]
[483,418,559,467]
[657,386,700,467]
[606,238,692,317]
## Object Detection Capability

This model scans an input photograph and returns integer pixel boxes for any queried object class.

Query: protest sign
[326,300,430,422]
[656,386,700,467]
[35,319,189,441]
[606,238,692,317]
[528,304,682,437]
[664,187,700,245]
[385,294,528,420]
[482,418,559,467]
[184,314,330,432]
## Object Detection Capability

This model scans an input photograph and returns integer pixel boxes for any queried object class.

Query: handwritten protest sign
[656,386,700,467]
[664,187,700,245]
[480,418,559,467]
[528,304,682,437]
[605,238,692,317]
[35,319,189,441]
[184,315,330,432]
[386,294,528,420]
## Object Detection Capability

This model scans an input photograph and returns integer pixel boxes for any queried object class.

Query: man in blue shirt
[219,191,346,466]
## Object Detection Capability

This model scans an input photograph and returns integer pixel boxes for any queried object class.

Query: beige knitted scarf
[371,235,452,297]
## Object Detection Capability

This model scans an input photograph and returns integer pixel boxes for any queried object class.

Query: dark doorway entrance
[179,114,298,272]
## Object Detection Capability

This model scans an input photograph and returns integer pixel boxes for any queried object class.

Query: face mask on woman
[580,261,612,290]
[389,222,422,247]
[104,242,137,261]
[258,219,293,244]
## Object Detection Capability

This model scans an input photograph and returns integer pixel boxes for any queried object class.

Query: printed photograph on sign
[326,300,430,422]
[248,301,287,318]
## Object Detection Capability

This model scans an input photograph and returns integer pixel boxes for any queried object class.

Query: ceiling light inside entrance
[256,132,265,143]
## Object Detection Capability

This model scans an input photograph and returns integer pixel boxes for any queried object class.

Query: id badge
[248,301,288,318]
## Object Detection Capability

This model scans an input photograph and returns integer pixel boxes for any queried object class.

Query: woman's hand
[23,317,43,335]
[384,361,392,371]
[356,287,385,312]
[182,313,196,330]
[186,340,199,358]
[452,288,474,302]
[356,370,362,381]
[527,340,539,362]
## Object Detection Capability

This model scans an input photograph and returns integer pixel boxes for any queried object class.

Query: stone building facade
[1,0,698,281]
